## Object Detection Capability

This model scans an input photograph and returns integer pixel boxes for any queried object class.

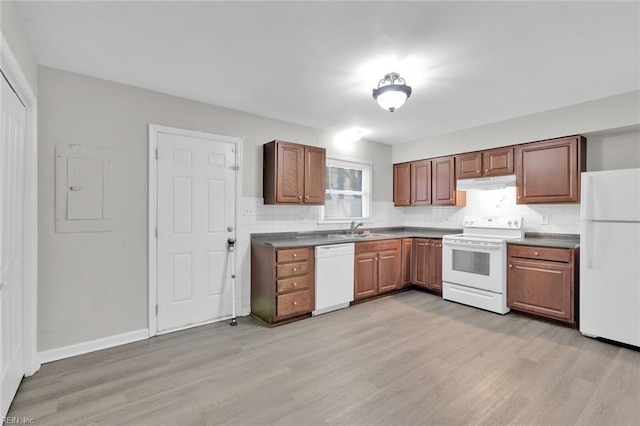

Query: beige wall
[586,126,640,172]
[393,90,640,163]
[0,0,37,93]
[37,66,393,351]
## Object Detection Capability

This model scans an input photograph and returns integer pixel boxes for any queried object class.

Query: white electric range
[442,216,524,314]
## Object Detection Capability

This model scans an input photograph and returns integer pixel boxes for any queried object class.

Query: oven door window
[452,249,490,276]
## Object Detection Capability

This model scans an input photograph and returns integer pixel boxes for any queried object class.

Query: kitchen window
[319,158,372,223]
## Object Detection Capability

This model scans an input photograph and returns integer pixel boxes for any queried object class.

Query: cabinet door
[393,163,411,206]
[507,257,573,323]
[483,147,514,177]
[516,136,584,204]
[401,238,413,286]
[304,146,326,204]
[456,152,482,179]
[276,142,304,203]
[410,160,432,205]
[428,240,443,293]
[354,252,378,300]
[432,156,456,205]
[412,239,430,288]
[378,249,401,293]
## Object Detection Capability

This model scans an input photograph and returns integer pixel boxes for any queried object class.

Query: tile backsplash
[403,187,580,235]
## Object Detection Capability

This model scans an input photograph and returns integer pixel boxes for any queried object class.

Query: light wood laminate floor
[9,291,640,425]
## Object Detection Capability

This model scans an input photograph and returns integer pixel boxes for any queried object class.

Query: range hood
[456,174,516,191]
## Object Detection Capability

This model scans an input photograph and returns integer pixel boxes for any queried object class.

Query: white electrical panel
[55,144,113,233]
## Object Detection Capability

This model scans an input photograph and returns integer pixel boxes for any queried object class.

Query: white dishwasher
[313,243,355,316]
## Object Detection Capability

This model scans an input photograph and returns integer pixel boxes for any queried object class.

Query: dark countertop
[251,227,462,248]
[508,233,580,249]
[252,228,580,249]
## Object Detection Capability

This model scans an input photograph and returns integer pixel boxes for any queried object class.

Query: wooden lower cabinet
[507,244,577,325]
[401,238,413,287]
[251,244,315,325]
[412,238,442,293]
[354,239,401,301]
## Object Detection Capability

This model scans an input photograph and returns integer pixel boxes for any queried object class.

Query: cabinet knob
[509,264,513,268]
[293,253,297,257]
[293,301,298,306]
[305,196,309,200]
[477,170,481,174]
[293,282,297,287]
[534,251,539,256]
[293,268,297,272]
[485,169,488,172]
[298,196,302,200]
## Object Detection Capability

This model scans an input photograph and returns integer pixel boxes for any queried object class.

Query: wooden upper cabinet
[483,147,514,177]
[515,136,586,204]
[432,156,456,205]
[456,152,483,179]
[411,160,432,205]
[263,140,326,205]
[304,146,326,204]
[393,157,461,207]
[456,147,514,179]
[393,163,411,206]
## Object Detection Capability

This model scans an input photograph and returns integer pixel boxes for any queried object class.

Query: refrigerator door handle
[584,220,593,269]
[582,175,593,221]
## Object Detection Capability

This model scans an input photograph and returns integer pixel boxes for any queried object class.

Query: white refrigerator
[580,168,640,346]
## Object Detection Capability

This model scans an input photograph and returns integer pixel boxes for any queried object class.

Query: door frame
[0,36,40,375]
[147,124,243,337]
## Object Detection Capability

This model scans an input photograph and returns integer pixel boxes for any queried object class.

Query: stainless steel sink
[326,233,394,239]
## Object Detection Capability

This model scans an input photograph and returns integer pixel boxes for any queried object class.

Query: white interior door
[1,73,26,417]
[156,131,237,333]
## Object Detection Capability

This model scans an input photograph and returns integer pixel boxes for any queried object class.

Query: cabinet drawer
[355,239,400,254]
[277,290,311,317]
[508,245,572,263]
[276,248,309,263]
[276,275,310,293]
[276,261,309,278]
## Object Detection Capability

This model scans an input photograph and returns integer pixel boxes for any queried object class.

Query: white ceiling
[14,1,640,145]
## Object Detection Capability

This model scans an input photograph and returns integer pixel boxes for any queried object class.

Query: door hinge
[155,148,158,160]
[231,165,240,171]
[155,227,158,238]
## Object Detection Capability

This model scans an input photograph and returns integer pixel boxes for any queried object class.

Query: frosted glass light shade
[372,72,412,112]
[375,89,409,112]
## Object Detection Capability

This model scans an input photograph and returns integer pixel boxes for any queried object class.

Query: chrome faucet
[350,220,364,235]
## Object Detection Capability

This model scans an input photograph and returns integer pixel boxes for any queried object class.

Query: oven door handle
[443,241,502,251]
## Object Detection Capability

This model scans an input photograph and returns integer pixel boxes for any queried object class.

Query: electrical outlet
[244,206,255,216]
[297,215,306,222]
[541,215,549,225]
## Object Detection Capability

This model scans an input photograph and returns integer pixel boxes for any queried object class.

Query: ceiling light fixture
[372,72,412,112]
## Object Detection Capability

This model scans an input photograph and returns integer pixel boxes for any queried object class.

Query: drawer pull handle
[509,264,513,268]
[534,251,539,256]
[293,301,298,306]
[293,282,297,287]
[293,253,297,257]
[293,268,297,272]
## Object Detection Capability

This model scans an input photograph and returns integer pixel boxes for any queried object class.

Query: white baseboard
[38,328,149,364]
